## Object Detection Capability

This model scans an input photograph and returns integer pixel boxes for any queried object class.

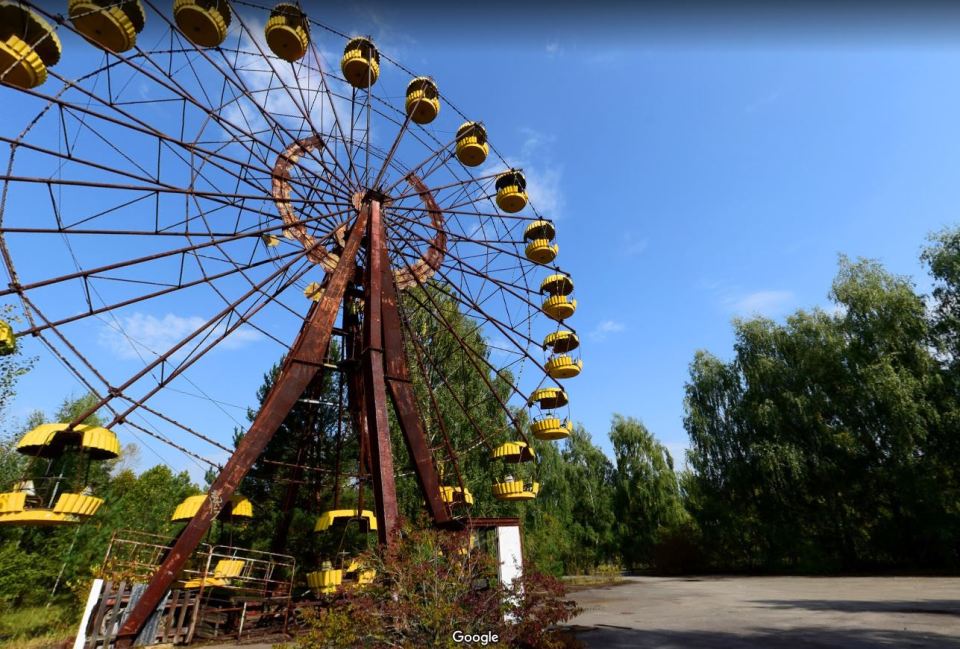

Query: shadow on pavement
[752,599,960,617]
[572,625,960,649]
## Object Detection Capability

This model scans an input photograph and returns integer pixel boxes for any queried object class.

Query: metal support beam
[115,207,370,647]
[361,199,400,545]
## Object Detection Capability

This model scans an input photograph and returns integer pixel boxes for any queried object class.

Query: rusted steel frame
[103,254,319,431]
[390,171,502,203]
[18,306,218,467]
[30,6,356,203]
[0,208,345,299]
[0,174,349,210]
[388,206,536,223]
[343,291,370,515]
[63,241,316,429]
[129,402,231,453]
[394,292,495,454]
[115,208,368,646]
[299,36,362,189]
[395,289,473,501]
[386,208,543,273]
[361,199,400,544]
[212,1,360,193]
[379,231,452,526]
[6,83,344,206]
[11,245,303,338]
[384,218,550,349]
[263,458,360,477]
[370,112,412,191]
[380,135,458,196]
[391,282,532,447]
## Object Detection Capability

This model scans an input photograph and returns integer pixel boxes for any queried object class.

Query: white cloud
[730,290,795,316]
[99,312,261,361]
[589,319,626,342]
[480,127,565,219]
[622,233,648,257]
[545,42,561,57]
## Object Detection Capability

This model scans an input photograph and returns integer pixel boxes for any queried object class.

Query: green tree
[609,415,684,569]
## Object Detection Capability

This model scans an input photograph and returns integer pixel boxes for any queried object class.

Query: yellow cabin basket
[0,320,16,355]
[69,0,146,54]
[0,4,61,90]
[531,416,573,441]
[405,77,440,124]
[528,387,568,410]
[455,122,488,167]
[341,37,379,88]
[264,3,310,62]
[545,355,583,379]
[174,0,231,48]
[495,171,528,214]
[525,239,558,264]
[542,295,577,321]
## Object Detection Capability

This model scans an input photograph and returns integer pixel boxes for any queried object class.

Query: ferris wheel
[0,0,582,639]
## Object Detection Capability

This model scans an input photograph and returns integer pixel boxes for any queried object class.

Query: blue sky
[4,2,960,478]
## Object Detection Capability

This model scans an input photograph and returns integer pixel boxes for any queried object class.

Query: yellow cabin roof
[491,441,536,463]
[315,509,377,532]
[17,423,120,460]
[523,219,555,242]
[528,387,568,409]
[540,273,574,296]
[543,330,580,353]
[171,493,253,522]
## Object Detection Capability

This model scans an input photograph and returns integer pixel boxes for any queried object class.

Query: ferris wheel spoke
[395,282,531,444]
[6,84,341,208]
[216,2,360,194]
[10,246,303,337]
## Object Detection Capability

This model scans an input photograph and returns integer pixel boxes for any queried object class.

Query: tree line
[2,226,960,635]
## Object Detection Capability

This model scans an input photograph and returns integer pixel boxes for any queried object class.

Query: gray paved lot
[569,576,960,648]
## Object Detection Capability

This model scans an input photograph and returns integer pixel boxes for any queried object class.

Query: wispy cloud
[729,290,795,317]
[99,312,261,361]
[622,233,648,257]
[589,319,626,342]
[481,127,565,219]
[545,42,562,57]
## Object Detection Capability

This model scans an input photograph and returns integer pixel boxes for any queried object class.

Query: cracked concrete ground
[568,576,960,648]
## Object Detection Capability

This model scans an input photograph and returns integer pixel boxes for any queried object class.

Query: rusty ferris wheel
[0,0,583,641]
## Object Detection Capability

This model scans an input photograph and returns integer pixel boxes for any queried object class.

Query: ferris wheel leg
[115,208,371,648]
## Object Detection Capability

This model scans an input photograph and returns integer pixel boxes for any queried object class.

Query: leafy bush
[283,522,581,649]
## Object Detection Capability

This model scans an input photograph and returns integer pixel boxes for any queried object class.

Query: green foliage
[609,415,685,569]
[684,249,960,572]
[284,523,580,649]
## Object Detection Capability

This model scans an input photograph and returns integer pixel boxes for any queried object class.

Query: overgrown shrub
[284,522,581,649]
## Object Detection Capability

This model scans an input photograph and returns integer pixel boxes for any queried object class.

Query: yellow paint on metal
[0,492,26,514]
[440,485,474,505]
[341,36,379,88]
[171,493,253,521]
[173,0,230,48]
[405,76,440,124]
[262,233,280,247]
[543,330,579,353]
[491,441,535,463]
[306,567,343,594]
[265,3,309,62]
[528,387,568,409]
[523,219,555,242]
[455,122,488,167]
[314,508,377,532]
[492,480,539,501]
[545,355,582,379]
[540,273,573,296]
[52,492,104,517]
[69,0,143,53]
[525,239,558,264]
[304,281,324,301]
[183,558,246,588]
[530,416,573,441]
[0,319,15,355]
[495,171,528,213]
[542,295,576,321]
[0,4,61,89]
[17,423,120,459]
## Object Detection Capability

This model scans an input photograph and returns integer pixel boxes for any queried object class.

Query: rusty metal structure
[0,1,582,645]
